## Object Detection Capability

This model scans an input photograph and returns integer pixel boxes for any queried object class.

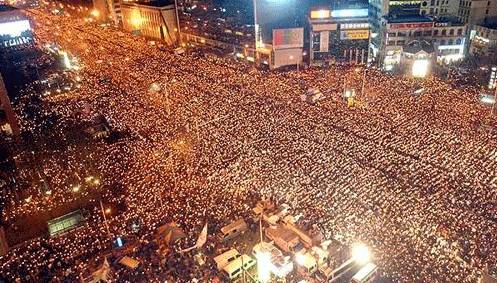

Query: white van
[223,254,256,280]
[214,249,241,270]
[219,219,248,242]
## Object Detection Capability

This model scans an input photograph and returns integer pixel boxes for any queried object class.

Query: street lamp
[72,184,80,193]
[90,9,100,18]
[352,243,371,265]
[412,59,429,78]
[256,251,271,283]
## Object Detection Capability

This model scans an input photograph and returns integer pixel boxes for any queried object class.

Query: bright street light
[90,9,100,18]
[256,251,271,283]
[352,243,371,265]
[412,59,429,78]
[72,185,80,192]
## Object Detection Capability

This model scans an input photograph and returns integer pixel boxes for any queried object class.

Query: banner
[180,222,208,253]
[389,22,433,30]
[195,222,208,248]
[340,29,369,40]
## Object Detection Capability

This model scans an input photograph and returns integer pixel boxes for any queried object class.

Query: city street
[0,4,497,282]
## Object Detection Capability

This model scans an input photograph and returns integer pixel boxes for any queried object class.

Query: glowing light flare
[352,243,371,265]
[295,252,306,266]
[130,9,143,29]
[90,9,100,17]
[256,251,271,283]
[72,185,80,192]
[412,59,429,78]
[59,51,72,69]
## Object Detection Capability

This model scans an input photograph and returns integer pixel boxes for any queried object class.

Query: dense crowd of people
[1,6,497,282]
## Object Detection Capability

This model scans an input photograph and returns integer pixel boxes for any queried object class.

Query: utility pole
[361,68,367,96]
[493,86,497,116]
[162,83,170,116]
[174,0,182,44]
[99,199,112,242]
[253,0,259,49]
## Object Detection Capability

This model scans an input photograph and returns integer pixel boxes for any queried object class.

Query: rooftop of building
[385,14,433,23]
[435,16,463,24]
[0,4,17,12]
[404,39,435,54]
[127,0,174,7]
[481,20,497,30]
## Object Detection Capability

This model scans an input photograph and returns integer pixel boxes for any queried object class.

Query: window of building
[424,30,432,36]
[441,39,446,45]
[414,31,422,36]
[397,40,405,45]
[442,29,446,36]
[397,31,407,36]
[431,0,435,4]
[448,39,454,44]
[421,10,427,15]
[430,8,434,13]
[486,9,489,14]
[456,38,462,44]
[434,30,439,36]
[387,40,396,45]
[449,29,454,35]
[457,28,463,35]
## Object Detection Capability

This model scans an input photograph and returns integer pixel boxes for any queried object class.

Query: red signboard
[389,22,433,30]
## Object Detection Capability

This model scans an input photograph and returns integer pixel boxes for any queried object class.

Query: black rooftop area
[0,5,17,12]
[136,0,174,7]
[385,15,433,23]
[482,20,497,29]
[435,16,463,24]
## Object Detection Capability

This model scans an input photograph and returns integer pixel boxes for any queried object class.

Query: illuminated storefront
[375,15,466,69]
[469,24,497,63]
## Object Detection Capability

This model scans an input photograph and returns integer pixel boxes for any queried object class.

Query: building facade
[0,73,20,139]
[374,15,466,69]
[457,0,497,24]
[469,23,497,62]
[121,0,178,45]
[368,0,468,69]
[308,1,370,64]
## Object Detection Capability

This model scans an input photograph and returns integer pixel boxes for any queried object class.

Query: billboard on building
[310,9,330,19]
[340,29,369,40]
[389,22,433,29]
[0,20,30,37]
[0,20,33,48]
[273,28,303,50]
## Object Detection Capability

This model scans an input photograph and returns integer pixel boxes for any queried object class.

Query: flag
[195,222,208,248]
[92,257,111,282]
[179,222,208,253]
